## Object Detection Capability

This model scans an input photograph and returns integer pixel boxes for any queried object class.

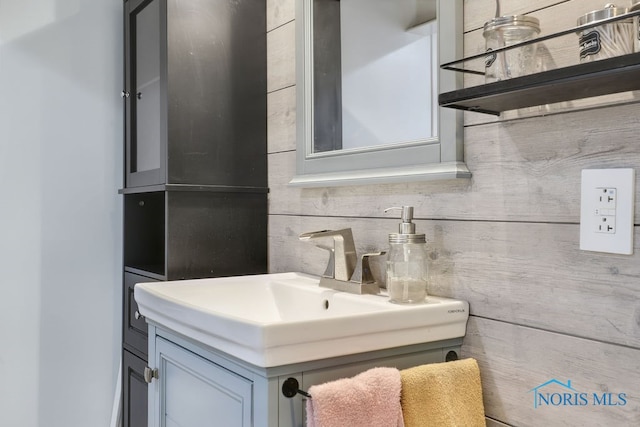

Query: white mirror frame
[289,0,469,187]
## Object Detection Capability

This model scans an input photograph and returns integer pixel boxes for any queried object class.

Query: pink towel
[306,367,404,427]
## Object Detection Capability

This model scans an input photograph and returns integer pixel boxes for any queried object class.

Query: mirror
[290,0,469,187]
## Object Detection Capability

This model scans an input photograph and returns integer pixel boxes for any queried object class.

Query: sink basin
[134,272,469,367]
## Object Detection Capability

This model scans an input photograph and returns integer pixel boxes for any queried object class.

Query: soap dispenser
[384,206,428,304]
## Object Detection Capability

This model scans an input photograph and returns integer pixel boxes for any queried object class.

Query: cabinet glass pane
[134,0,161,173]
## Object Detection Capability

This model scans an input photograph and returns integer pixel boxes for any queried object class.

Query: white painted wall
[0,1,122,426]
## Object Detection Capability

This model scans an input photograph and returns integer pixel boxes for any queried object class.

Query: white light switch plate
[580,169,635,255]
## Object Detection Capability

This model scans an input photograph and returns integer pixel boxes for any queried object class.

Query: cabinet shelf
[119,183,269,195]
[439,52,640,115]
[125,266,166,281]
[439,9,640,115]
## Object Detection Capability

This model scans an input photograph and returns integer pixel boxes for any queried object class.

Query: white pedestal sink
[134,272,469,367]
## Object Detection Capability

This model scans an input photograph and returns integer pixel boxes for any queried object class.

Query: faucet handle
[342,251,386,295]
[361,251,387,285]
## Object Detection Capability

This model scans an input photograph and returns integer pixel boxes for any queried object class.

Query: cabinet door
[123,349,148,427]
[154,337,253,427]
[125,0,165,188]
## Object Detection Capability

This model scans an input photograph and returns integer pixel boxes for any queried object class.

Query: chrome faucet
[299,228,385,295]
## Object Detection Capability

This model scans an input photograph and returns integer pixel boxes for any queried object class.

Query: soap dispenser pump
[384,206,428,304]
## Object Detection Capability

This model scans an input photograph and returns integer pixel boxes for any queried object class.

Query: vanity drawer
[124,271,158,357]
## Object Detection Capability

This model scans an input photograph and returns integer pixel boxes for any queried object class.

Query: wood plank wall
[266,0,640,425]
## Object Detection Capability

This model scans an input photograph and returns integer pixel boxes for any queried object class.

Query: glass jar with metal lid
[630,0,640,52]
[483,15,541,82]
[577,4,633,62]
[384,206,429,305]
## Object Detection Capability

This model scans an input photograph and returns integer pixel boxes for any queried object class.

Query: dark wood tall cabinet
[120,0,268,425]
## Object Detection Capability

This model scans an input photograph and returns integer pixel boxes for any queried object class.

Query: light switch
[580,169,635,255]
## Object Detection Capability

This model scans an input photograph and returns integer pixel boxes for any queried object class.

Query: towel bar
[281,352,459,400]
[282,377,312,399]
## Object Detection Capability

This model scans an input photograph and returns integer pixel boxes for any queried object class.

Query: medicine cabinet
[291,0,470,187]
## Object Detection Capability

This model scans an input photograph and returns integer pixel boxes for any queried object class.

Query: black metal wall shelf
[439,52,640,115]
[439,9,640,115]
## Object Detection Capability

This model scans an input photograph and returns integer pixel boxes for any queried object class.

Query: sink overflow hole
[323,299,329,310]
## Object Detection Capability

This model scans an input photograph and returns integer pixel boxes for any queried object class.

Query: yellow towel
[400,358,485,427]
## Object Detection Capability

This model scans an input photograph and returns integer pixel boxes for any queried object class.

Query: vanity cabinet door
[154,337,253,427]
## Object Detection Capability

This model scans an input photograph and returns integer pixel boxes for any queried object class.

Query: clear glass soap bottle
[384,206,428,304]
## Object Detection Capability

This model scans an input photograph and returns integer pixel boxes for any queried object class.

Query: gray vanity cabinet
[148,325,462,427]
[121,0,267,425]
